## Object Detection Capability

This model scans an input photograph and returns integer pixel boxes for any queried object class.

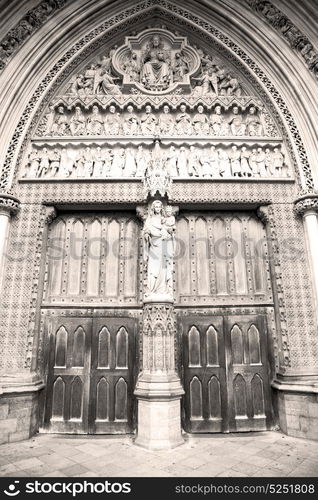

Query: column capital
[294,192,318,216]
[257,205,271,225]
[44,205,57,225]
[0,192,20,216]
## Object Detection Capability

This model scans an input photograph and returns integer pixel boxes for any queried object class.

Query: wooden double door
[181,313,273,433]
[43,315,137,434]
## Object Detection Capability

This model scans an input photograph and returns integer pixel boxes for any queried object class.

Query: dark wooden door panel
[181,313,273,434]
[226,315,272,432]
[44,317,92,433]
[88,317,136,434]
[44,315,136,434]
[181,316,228,433]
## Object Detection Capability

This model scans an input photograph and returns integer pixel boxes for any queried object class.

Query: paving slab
[0,431,317,477]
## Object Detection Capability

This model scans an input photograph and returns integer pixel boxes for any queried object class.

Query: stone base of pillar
[134,372,184,450]
[0,373,45,444]
[272,373,318,441]
[135,398,184,450]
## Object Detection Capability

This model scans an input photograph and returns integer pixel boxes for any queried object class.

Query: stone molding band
[0,0,68,73]
[294,193,318,216]
[244,0,318,80]
[0,193,20,215]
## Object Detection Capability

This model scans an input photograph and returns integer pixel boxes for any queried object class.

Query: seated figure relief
[140,105,158,135]
[159,105,175,135]
[36,103,267,138]
[24,143,290,180]
[140,35,172,90]
[57,27,256,99]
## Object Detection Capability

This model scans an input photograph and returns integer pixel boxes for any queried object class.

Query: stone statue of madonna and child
[143,200,176,302]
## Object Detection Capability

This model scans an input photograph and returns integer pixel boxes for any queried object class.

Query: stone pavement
[0,431,318,477]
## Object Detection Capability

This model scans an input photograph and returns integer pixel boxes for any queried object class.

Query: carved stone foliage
[244,0,318,80]
[294,194,318,216]
[0,193,20,215]
[0,0,68,72]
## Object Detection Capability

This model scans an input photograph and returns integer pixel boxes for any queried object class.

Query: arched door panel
[181,313,272,433]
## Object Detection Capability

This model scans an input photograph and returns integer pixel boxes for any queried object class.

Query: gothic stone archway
[0,1,317,446]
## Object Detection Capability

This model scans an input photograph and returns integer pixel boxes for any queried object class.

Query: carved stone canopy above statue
[112,28,200,94]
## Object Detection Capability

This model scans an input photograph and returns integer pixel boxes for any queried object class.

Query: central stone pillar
[134,301,184,449]
[134,199,184,449]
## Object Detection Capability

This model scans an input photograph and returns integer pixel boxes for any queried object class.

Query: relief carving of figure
[264,148,273,177]
[140,35,171,90]
[208,145,219,177]
[140,105,158,135]
[82,146,94,177]
[172,51,189,81]
[199,150,212,178]
[37,104,55,136]
[192,67,218,95]
[164,145,179,177]
[70,106,86,136]
[229,145,241,177]
[123,52,140,81]
[158,105,174,135]
[68,74,91,96]
[135,145,149,177]
[228,106,246,136]
[83,64,97,94]
[256,147,266,177]
[51,106,69,136]
[103,149,114,177]
[249,148,258,176]
[175,104,192,135]
[177,146,188,176]
[272,147,285,176]
[218,149,231,177]
[96,69,121,95]
[210,105,224,135]
[124,147,137,177]
[112,148,126,176]
[245,106,263,136]
[48,148,61,177]
[218,73,242,97]
[93,147,105,177]
[104,105,121,135]
[26,150,40,177]
[193,105,210,135]
[240,147,252,177]
[37,148,50,177]
[123,105,140,135]
[86,105,104,135]
[188,145,201,177]
[144,141,172,197]
[143,200,174,299]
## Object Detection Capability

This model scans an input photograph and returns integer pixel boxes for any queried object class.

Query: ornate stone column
[134,200,184,449]
[0,193,20,291]
[294,193,318,315]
